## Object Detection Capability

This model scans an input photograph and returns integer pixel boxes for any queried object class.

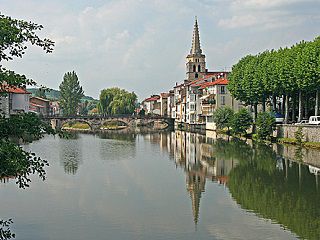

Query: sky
[1,0,320,100]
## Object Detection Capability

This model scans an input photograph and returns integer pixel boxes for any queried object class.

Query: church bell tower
[186,17,206,82]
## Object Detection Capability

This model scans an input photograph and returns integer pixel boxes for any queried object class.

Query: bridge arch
[61,119,93,130]
[100,119,129,130]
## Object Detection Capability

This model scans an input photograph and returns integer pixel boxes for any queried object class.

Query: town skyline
[1,0,320,100]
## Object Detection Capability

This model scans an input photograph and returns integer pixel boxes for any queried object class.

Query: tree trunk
[262,98,266,112]
[298,91,303,122]
[272,95,277,112]
[285,94,289,124]
[292,95,296,122]
[316,89,319,116]
[282,94,286,115]
[304,94,309,119]
[252,104,258,134]
[254,104,258,122]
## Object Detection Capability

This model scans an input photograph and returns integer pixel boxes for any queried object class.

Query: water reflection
[149,131,320,239]
[98,130,137,161]
[59,135,83,175]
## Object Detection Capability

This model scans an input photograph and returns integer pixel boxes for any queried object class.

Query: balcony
[200,94,216,106]
[201,109,214,116]
[202,99,216,105]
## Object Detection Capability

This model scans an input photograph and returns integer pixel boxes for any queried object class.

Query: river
[1,130,319,240]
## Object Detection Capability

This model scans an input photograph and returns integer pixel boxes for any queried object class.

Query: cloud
[218,15,257,28]
[230,0,316,9]
[217,0,318,29]
[1,0,319,99]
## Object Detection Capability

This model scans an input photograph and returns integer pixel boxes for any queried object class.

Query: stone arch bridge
[46,115,174,131]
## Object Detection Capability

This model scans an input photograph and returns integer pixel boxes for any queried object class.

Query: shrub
[230,108,253,136]
[294,126,304,145]
[212,107,234,131]
[256,112,276,140]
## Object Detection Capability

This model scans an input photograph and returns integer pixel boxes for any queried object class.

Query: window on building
[198,65,201,72]
[221,96,225,105]
[193,65,196,72]
[221,86,226,94]
[195,73,198,78]
[207,116,214,123]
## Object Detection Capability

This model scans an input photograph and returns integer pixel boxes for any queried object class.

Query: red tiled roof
[199,79,229,89]
[0,85,31,94]
[143,95,160,102]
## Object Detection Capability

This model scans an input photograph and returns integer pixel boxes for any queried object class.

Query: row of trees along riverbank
[228,36,320,123]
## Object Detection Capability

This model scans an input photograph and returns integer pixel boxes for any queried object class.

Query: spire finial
[190,17,202,55]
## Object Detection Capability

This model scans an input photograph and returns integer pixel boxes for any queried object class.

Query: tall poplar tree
[59,71,84,116]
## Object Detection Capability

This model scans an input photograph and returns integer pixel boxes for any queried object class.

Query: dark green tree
[59,71,84,116]
[256,112,276,140]
[212,107,234,131]
[230,108,253,136]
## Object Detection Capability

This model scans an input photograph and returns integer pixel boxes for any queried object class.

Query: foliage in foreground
[0,219,15,240]
[0,13,55,238]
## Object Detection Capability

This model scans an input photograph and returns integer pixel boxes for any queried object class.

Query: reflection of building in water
[171,131,238,183]
[153,131,239,225]
[0,176,15,184]
[186,165,206,226]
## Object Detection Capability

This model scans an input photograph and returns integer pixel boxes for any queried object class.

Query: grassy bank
[62,122,90,130]
[100,121,127,130]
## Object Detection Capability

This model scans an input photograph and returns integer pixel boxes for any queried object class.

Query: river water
[1,131,319,240]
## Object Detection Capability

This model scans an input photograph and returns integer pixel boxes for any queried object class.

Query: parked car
[294,120,309,125]
[308,116,320,125]
[274,113,284,123]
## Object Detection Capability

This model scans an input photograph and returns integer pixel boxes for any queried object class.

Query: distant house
[49,101,61,116]
[0,85,31,117]
[141,95,161,115]
[160,93,169,117]
[29,96,50,117]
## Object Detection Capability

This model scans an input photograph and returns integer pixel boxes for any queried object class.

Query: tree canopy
[212,107,234,130]
[98,87,137,115]
[228,36,320,122]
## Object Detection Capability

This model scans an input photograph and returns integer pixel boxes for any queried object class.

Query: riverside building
[143,17,243,131]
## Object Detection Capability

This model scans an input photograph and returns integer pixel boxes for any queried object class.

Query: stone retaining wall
[276,124,320,142]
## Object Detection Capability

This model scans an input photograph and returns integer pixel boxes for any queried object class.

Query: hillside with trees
[27,87,96,102]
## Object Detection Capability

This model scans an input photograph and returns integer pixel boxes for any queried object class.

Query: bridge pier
[50,119,62,130]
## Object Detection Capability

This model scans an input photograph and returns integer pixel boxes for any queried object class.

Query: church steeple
[186,17,206,82]
[190,17,202,55]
